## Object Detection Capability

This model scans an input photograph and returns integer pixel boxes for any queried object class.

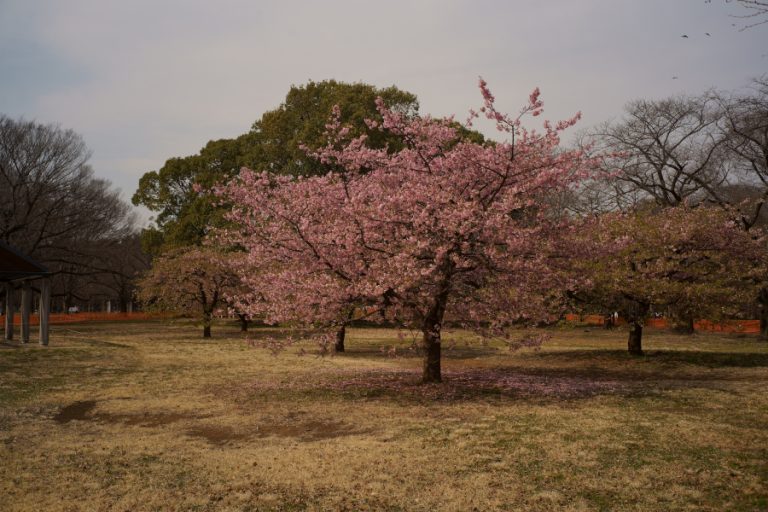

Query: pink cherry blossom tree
[220,79,599,382]
[137,247,240,338]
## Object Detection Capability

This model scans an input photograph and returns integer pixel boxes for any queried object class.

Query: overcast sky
[1,0,766,223]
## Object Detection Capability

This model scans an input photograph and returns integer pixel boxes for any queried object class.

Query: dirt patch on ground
[186,420,359,446]
[53,400,202,427]
[53,400,98,423]
[256,420,357,441]
[185,425,251,446]
[96,411,196,427]
[55,401,357,444]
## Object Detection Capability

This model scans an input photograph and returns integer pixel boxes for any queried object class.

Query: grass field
[1,320,767,511]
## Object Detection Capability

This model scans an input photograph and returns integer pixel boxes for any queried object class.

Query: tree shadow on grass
[529,349,768,368]
[248,366,640,404]
[246,348,768,405]
[337,344,501,361]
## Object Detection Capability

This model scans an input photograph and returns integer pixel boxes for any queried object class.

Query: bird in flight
[681,34,689,38]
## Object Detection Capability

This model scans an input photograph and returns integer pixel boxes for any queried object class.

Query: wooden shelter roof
[0,241,49,282]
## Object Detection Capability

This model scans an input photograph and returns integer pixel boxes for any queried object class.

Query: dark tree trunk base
[238,314,250,332]
[203,325,211,338]
[759,288,768,341]
[335,324,346,353]
[422,333,441,383]
[628,322,643,355]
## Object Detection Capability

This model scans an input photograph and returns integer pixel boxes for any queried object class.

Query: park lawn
[0,321,767,511]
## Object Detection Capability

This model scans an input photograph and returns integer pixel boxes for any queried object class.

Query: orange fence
[565,314,760,334]
[3,310,760,333]
[691,319,760,334]
[0,312,169,326]
[564,314,626,326]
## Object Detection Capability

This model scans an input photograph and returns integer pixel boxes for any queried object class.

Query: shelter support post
[21,281,31,343]
[39,278,50,346]
[4,282,13,341]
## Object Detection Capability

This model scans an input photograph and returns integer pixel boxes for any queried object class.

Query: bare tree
[76,234,151,312]
[729,0,768,29]
[710,77,768,229]
[587,95,727,209]
[0,115,136,266]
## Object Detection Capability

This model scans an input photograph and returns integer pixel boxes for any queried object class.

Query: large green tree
[133,80,419,252]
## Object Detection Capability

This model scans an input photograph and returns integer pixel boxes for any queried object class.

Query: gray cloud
[1,0,766,223]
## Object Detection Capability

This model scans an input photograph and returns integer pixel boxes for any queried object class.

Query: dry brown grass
[1,321,767,511]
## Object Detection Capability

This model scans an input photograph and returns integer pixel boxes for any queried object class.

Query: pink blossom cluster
[216,79,602,380]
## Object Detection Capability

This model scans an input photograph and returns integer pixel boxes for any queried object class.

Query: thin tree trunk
[422,325,442,382]
[628,321,643,355]
[760,288,768,341]
[626,301,649,355]
[421,293,448,383]
[200,287,213,338]
[335,323,346,353]
[203,311,212,338]
[237,313,249,332]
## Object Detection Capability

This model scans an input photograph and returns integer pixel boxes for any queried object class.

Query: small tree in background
[570,206,767,354]
[137,247,239,338]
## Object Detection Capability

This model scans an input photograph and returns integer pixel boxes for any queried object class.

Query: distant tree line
[0,116,148,313]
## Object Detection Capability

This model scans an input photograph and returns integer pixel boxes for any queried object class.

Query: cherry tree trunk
[237,313,249,332]
[335,324,346,353]
[422,325,442,383]
[421,297,448,383]
[627,302,649,355]
[628,321,643,355]
[203,311,212,338]
[420,280,451,383]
